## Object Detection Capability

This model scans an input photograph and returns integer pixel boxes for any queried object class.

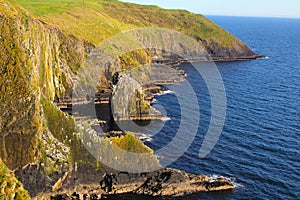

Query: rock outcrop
[0,0,84,171]
[0,158,30,199]
[100,168,234,197]
[39,168,234,199]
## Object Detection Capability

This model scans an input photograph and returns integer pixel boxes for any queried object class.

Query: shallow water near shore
[141,16,300,199]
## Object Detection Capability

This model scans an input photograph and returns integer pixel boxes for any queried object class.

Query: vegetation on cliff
[0,0,84,171]
[110,133,153,153]
[0,0,158,176]
[15,0,257,59]
[0,158,30,199]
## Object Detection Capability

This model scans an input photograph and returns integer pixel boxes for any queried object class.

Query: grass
[13,0,80,16]
[110,132,153,153]
[14,0,239,48]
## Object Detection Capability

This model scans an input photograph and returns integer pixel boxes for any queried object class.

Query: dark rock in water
[135,168,234,196]
[136,171,172,194]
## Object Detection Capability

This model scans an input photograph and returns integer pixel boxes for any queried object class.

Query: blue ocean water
[145,16,300,199]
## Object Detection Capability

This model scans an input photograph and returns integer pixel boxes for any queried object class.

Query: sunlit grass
[14,0,238,47]
[15,0,79,16]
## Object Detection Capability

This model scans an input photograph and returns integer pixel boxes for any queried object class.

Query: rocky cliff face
[0,3,94,195]
[0,158,30,199]
[0,1,81,170]
[0,5,161,196]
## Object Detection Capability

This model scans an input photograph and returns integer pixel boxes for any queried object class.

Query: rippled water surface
[144,16,300,199]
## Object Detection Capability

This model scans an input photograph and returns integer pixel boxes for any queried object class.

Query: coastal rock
[100,168,235,197]
[0,158,31,199]
[38,168,234,199]
[14,163,54,197]
[0,1,83,170]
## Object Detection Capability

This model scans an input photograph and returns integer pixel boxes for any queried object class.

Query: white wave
[155,90,175,96]
[230,177,243,188]
[209,174,243,188]
[161,116,171,121]
[259,56,270,60]
[209,174,224,182]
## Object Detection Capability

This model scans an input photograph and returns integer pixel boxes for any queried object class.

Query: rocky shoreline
[10,61,237,200]
[211,54,265,62]
[153,51,265,65]
[41,58,252,199]
[36,168,234,200]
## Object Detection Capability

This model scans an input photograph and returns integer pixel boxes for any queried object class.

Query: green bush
[111,133,153,153]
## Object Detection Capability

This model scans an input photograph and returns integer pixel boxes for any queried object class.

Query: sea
[139,16,300,199]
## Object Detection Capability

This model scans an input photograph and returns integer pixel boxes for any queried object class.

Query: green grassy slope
[15,0,257,59]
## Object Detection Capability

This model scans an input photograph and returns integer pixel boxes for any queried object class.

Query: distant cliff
[14,0,261,61]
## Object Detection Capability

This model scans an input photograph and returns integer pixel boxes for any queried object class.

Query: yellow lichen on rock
[0,158,30,200]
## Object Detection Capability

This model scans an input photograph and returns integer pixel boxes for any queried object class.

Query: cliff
[15,0,260,60]
[0,0,251,197]
[1,0,76,169]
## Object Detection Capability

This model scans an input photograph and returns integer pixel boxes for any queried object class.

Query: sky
[121,0,300,18]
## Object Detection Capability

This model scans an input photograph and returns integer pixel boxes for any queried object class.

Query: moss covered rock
[0,0,85,170]
[0,158,30,199]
